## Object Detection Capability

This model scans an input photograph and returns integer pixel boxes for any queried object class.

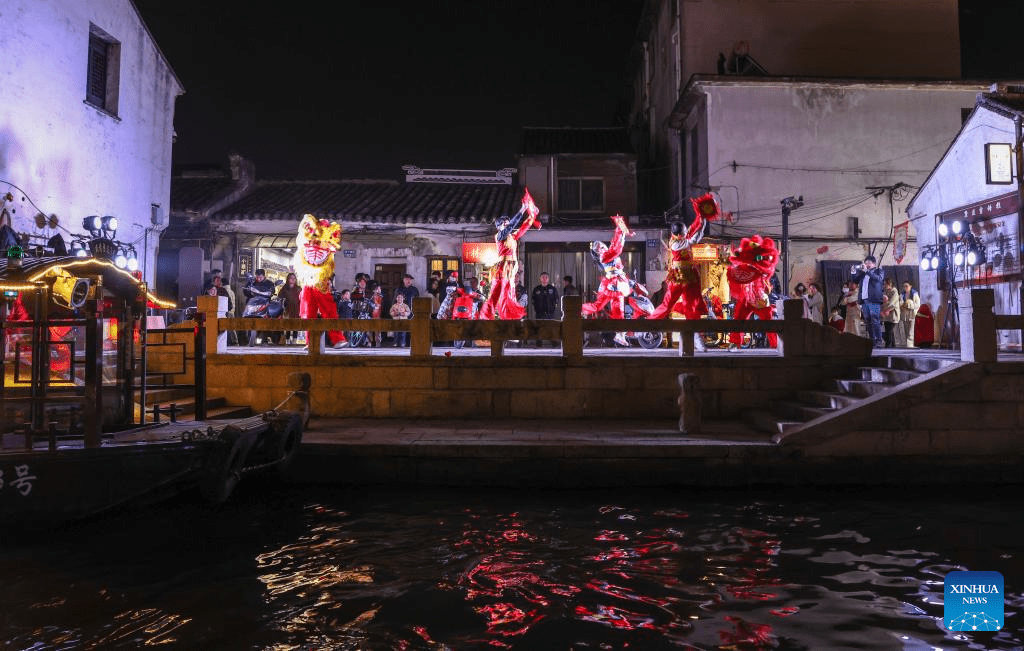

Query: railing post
[411,297,433,357]
[680,321,695,357]
[561,295,583,360]
[780,298,807,358]
[960,288,996,363]
[193,320,207,420]
[197,295,227,355]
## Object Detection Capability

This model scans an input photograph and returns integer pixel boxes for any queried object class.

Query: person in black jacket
[851,255,885,348]
[531,272,559,347]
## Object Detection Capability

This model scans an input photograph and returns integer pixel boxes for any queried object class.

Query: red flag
[522,188,540,219]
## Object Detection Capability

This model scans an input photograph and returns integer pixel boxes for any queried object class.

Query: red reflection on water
[574,603,657,631]
[770,606,799,616]
[719,615,774,649]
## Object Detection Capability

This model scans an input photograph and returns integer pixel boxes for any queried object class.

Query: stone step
[203,405,253,420]
[770,399,834,423]
[823,378,892,398]
[870,355,955,374]
[794,389,861,410]
[744,408,803,437]
[139,387,195,406]
[858,366,922,385]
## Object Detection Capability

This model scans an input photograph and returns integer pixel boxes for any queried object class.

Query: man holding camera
[850,255,885,348]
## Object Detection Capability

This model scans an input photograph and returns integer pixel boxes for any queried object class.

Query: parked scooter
[242,275,285,346]
[620,280,663,349]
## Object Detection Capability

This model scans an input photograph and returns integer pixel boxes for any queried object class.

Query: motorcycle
[242,276,285,346]
[584,280,663,349]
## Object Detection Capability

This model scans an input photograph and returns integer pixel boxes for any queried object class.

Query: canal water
[0,483,1020,650]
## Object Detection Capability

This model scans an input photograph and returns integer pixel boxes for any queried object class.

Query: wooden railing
[968,287,1024,363]
[197,295,823,360]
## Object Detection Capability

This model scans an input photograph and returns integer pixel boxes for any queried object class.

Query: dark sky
[134,1,1019,183]
[133,0,644,181]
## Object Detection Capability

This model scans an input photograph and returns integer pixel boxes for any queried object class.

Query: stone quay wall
[205,354,865,421]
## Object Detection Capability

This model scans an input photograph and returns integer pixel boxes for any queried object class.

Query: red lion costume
[726,235,779,348]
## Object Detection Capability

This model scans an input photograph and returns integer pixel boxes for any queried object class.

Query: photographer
[850,255,885,348]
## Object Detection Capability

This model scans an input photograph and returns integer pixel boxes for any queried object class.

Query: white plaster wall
[907,105,1023,346]
[0,0,182,284]
[680,0,960,80]
[691,81,985,290]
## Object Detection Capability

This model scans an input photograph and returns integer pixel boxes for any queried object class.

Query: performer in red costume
[581,215,636,345]
[650,193,721,320]
[477,189,541,321]
[726,235,780,348]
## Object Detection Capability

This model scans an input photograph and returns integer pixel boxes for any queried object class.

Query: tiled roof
[519,127,634,156]
[170,173,239,214]
[211,180,526,224]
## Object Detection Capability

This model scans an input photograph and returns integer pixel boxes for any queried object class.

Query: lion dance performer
[650,192,720,320]
[477,189,541,320]
[726,234,780,348]
[293,214,348,348]
[581,214,636,346]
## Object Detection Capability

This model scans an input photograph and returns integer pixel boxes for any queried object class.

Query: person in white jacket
[900,281,921,347]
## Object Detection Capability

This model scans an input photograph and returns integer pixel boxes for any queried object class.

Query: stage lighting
[951,219,963,235]
[920,251,932,271]
[51,270,91,309]
[938,223,948,238]
[83,216,102,232]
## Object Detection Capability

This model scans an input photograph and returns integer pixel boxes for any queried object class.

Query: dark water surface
[1,483,1021,650]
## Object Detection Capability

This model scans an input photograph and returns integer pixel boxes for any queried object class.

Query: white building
[672,77,987,300]
[0,0,182,284]
[906,84,1024,350]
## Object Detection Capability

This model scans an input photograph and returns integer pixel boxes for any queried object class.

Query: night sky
[133,0,1022,183]
[133,0,644,181]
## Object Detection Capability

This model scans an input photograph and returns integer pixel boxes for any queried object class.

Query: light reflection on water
[0,485,1021,650]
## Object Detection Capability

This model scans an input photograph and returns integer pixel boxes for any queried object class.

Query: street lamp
[780,195,804,295]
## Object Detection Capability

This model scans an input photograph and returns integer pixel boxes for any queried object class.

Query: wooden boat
[0,245,303,525]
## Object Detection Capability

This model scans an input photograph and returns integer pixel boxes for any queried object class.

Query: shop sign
[343,250,356,258]
[691,243,719,262]
[462,242,498,264]
[237,248,254,278]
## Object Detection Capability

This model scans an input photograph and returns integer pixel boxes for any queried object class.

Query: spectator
[243,269,276,346]
[210,269,236,318]
[805,282,824,324]
[277,272,301,345]
[390,292,412,347]
[851,256,885,348]
[881,277,901,348]
[367,280,384,347]
[792,283,811,319]
[336,289,353,318]
[531,271,559,347]
[562,275,580,297]
[843,281,864,337]
[900,281,921,348]
[395,273,420,309]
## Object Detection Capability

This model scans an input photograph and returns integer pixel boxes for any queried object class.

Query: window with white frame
[557,178,604,213]
[86,24,120,116]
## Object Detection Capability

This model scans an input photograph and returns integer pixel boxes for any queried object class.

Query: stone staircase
[135,385,252,423]
[745,355,958,440]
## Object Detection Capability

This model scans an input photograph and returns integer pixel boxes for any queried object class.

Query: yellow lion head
[296,214,341,267]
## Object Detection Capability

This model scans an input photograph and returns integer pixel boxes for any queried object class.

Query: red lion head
[727,235,779,283]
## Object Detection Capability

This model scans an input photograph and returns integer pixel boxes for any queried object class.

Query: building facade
[0,0,183,284]
[906,85,1024,350]
[629,0,962,215]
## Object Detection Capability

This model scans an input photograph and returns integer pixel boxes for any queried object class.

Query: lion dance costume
[726,235,780,348]
[293,214,347,347]
[650,193,721,320]
[477,189,541,321]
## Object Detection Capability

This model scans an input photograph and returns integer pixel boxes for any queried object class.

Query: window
[557,178,604,213]
[427,256,461,277]
[86,24,120,116]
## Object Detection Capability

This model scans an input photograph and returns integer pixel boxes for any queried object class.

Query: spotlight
[954,250,965,266]
[101,216,118,233]
[951,220,963,235]
[930,253,941,270]
[966,244,986,266]
[938,223,948,238]
[75,248,88,258]
[83,216,102,232]
[920,251,932,271]
[127,256,138,272]
[114,251,128,268]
